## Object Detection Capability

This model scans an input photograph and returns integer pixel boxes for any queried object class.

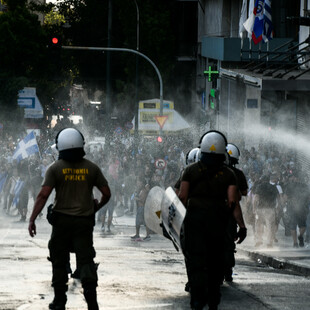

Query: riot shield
[161,187,186,250]
[144,186,165,236]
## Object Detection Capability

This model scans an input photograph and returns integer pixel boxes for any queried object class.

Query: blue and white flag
[262,0,273,42]
[0,173,8,193]
[12,179,25,207]
[13,131,39,163]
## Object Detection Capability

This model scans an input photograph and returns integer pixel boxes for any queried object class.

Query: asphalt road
[0,210,310,310]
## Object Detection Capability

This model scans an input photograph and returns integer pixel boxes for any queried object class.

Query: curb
[237,248,310,277]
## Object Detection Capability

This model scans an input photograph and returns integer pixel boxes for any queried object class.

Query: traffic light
[52,37,59,45]
[157,136,163,143]
[50,36,61,49]
[209,88,218,110]
[47,33,62,49]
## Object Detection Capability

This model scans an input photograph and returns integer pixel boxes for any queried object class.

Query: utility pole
[133,0,140,154]
[106,0,112,124]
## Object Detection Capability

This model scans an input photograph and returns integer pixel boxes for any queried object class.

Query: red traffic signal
[157,136,163,143]
[48,36,62,49]
[52,37,59,45]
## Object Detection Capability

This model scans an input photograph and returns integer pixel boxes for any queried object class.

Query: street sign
[18,97,35,108]
[115,127,123,135]
[125,122,133,130]
[155,115,168,129]
[155,158,166,170]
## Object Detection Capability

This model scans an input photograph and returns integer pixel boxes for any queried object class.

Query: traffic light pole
[62,45,164,117]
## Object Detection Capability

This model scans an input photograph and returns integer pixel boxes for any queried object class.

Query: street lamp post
[133,0,139,51]
[133,0,140,152]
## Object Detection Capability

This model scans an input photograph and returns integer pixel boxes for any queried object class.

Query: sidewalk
[237,224,310,276]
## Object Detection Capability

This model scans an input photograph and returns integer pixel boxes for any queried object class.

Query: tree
[0,0,75,124]
[52,0,177,117]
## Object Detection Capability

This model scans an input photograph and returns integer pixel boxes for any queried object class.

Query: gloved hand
[235,227,247,244]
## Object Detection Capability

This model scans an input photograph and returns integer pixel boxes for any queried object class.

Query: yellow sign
[155,115,168,129]
[140,111,173,123]
[139,100,174,110]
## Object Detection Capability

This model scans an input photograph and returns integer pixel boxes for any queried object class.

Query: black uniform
[181,161,237,309]
[224,165,248,281]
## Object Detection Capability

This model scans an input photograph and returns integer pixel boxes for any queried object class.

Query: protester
[253,174,280,248]
[284,172,310,247]
[131,181,152,241]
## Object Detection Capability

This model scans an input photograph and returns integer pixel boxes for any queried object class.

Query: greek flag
[12,179,25,207]
[0,173,7,193]
[252,0,273,44]
[262,0,273,42]
[13,131,39,163]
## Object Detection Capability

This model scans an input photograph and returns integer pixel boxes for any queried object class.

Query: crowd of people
[1,121,310,248]
[238,145,310,248]
[0,118,189,227]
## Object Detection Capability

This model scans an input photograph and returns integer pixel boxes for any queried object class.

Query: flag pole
[32,130,42,160]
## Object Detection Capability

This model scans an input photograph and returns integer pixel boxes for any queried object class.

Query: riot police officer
[224,143,248,281]
[178,131,247,310]
[28,128,111,310]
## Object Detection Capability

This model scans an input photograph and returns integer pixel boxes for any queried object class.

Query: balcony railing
[201,36,310,79]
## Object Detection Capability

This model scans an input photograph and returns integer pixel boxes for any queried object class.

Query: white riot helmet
[227,143,240,165]
[195,148,201,162]
[56,128,85,151]
[227,143,240,160]
[186,147,199,165]
[199,130,227,155]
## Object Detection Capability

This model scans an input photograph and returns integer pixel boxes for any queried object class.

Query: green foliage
[44,9,66,26]
[0,0,75,118]
[0,0,181,123]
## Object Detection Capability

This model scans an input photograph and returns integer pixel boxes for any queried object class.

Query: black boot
[84,288,99,310]
[49,289,67,310]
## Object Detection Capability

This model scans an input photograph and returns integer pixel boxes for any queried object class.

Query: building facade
[195,0,310,173]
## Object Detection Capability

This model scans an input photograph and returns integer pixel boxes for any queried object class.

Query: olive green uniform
[181,161,236,309]
[43,158,108,292]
